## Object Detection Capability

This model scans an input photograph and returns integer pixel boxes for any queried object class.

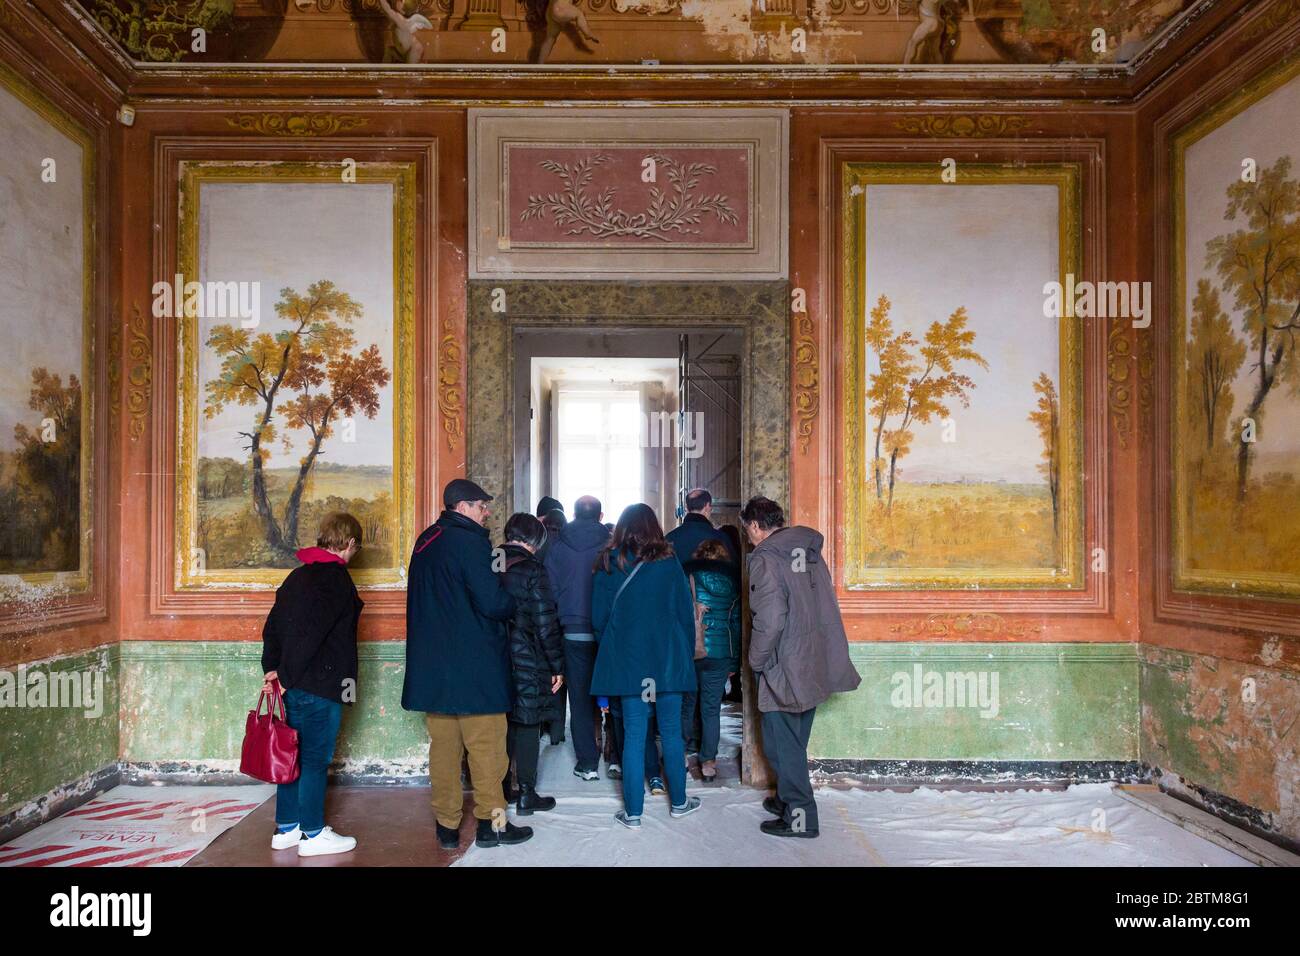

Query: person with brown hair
[591,503,701,828]
[261,511,365,857]
[683,537,741,784]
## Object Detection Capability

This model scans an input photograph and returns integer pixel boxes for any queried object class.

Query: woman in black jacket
[500,513,566,813]
[261,512,365,858]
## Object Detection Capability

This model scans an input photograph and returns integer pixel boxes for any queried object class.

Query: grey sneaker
[614,810,642,829]
[573,767,600,781]
[670,796,702,818]
[648,776,666,795]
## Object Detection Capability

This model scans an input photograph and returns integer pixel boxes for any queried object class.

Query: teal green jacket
[683,558,741,664]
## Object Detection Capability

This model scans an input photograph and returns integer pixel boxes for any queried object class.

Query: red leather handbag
[239,685,300,784]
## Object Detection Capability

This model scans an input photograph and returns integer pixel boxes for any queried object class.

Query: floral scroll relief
[520,153,739,242]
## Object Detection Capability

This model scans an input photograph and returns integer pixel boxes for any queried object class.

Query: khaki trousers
[425,712,508,829]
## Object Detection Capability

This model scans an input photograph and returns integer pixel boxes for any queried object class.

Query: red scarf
[295,547,346,565]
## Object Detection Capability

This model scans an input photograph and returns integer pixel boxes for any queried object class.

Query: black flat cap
[443,478,493,509]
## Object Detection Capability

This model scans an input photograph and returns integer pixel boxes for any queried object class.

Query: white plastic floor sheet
[456,705,1252,868]
[0,784,274,867]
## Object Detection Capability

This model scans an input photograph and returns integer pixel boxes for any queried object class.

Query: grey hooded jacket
[747,525,861,713]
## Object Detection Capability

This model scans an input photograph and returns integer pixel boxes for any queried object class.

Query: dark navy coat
[590,553,696,700]
[402,510,517,715]
[542,517,610,633]
[666,512,738,566]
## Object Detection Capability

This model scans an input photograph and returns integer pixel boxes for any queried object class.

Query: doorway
[467,280,790,786]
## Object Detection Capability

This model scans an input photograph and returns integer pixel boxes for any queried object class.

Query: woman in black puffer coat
[500,513,566,814]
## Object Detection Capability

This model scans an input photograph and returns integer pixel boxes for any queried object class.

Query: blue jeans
[694,658,735,762]
[609,696,660,780]
[619,692,685,817]
[275,688,342,833]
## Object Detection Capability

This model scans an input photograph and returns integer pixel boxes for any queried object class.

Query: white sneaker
[271,825,302,850]
[297,826,357,857]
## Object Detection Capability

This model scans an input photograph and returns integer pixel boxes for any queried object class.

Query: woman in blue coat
[591,504,702,828]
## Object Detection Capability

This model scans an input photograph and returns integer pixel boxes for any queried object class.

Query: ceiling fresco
[78,0,1196,66]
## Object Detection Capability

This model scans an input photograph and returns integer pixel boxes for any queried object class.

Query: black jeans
[563,637,599,771]
[761,707,818,832]
[506,721,541,788]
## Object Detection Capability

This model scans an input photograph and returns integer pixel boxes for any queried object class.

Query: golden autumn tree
[866,296,987,511]
[1027,372,1060,534]
[1187,278,1245,457]
[1204,155,1300,499]
[203,280,386,558]
[865,295,919,501]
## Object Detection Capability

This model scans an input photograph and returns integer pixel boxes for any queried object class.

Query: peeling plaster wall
[1140,645,1300,843]
[813,643,1139,762]
[0,645,119,824]
[119,642,430,776]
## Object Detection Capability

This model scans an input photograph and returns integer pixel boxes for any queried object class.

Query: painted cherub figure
[377,0,434,64]
[537,0,601,64]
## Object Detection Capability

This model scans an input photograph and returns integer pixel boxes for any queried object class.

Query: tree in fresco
[865,295,987,510]
[1203,156,1300,500]
[1186,278,1246,457]
[203,280,390,559]
[2,369,82,571]
[1027,372,1060,534]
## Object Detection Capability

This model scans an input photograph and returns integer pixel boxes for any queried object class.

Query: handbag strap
[610,559,644,616]
[259,684,287,721]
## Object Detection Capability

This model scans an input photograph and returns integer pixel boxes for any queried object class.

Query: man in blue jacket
[403,478,531,850]
[542,494,610,779]
[666,488,738,566]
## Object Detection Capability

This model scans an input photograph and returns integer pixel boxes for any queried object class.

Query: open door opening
[513,327,748,786]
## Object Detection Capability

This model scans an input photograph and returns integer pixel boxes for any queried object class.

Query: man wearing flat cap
[403,478,532,849]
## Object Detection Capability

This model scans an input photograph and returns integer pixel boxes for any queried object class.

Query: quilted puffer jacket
[501,543,565,725]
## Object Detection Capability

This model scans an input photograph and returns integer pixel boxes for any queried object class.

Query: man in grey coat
[741,495,861,838]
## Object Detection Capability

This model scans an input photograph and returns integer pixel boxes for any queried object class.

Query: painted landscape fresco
[0,74,90,582]
[844,169,1080,589]
[180,168,413,587]
[1176,65,1300,598]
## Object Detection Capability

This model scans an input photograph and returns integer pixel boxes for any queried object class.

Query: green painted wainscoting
[113,641,1140,773]
[118,641,431,776]
[0,644,119,821]
[809,643,1140,761]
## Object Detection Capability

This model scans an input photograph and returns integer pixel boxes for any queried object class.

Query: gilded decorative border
[1107,320,1132,450]
[793,312,818,454]
[438,316,463,451]
[1170,52,1300,599]
[892,115,1031,138]
[225,113,368,137]
[175,161,416,590]
[889,612,1043,639]
[0,0,35,39]
[126,305,151,441]
[1241,0,1300,42]
[0,63,95,597]
[841,162,1084,590]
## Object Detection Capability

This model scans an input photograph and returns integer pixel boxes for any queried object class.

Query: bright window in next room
[555,389,643,521]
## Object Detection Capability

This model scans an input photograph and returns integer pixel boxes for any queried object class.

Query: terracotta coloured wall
[1135,8,1300,843]
[1,0,1296,846]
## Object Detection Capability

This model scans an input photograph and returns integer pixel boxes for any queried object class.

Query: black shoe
[762,795,788,818]
[435,822,460,850]
[515,784,556,815]
[760,817,818,839]
[503,780,519,805]
[476,817,534,848]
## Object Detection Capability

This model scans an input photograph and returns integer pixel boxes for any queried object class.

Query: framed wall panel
[0,62,104,631]
[173,161,417,591]
[1169,53,1300,602]
[841,162,1085,591]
